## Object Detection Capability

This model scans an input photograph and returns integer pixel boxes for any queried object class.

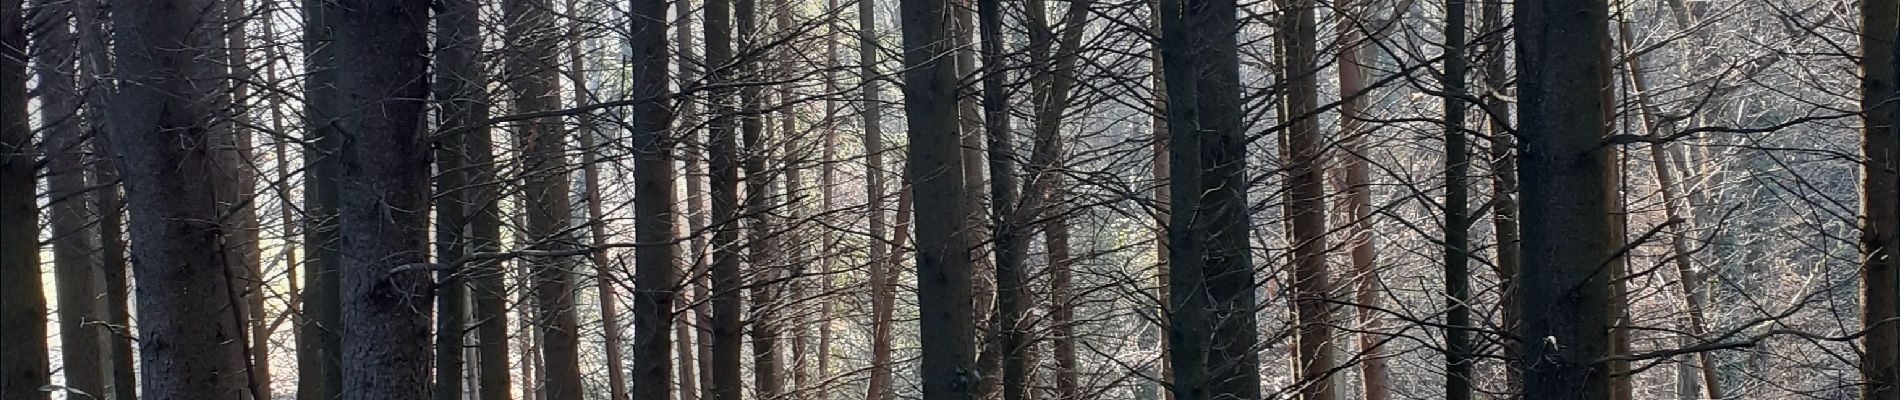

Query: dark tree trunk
[1863,0,1900,396]
[74,0,133,396]
[1276,0,1334,397]
[1477,1,1519,395]
[706,0,747,394]
[900,0,982,395]
[331,1,434,399]
[1157,0,1262,395]
[434,0,484,398]
[1513,0,1614,396]
[628,0,680,396]
[105,0,251,398]
[33,0,108,397]
[0,0,49,397]
[299,0,347,397]
[1440,0,1472,397]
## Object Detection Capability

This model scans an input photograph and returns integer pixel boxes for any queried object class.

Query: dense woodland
[3,0,1900,398]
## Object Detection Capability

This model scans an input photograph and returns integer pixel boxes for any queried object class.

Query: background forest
[0,0,1894,398]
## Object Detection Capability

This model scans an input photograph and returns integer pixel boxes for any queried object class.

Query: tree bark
[1864,0,1900,396]
[1157,0,1262,395]
[1332,1,1386,398]
[1277,0,1335,397]
[1440,0,1472,397]
[501,0,584,397]
[33,1,108,397]
[331,2,434,399]
[105,0,250,397]
[629,0,680,396]
[1513,0,1614,396]
[860,0,898,394]
[899,0,982,395]
[706,0,748,394]
[0,0,48,398]
[1477,1,1519,396]
[435,0,483,398]
[566,16,632,400]
[74,0,133,396]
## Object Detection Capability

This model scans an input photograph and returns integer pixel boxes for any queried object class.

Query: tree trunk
[567,17,633,400]
[332,2,434,399]
[501,0,584,396]
[629,0,680,396]
[75,0,134,396]
[216,2,269,394]
[33,1,108,397]
[976,0,1029,395]
[899,0,982,394]
[1513,0,1614,396]
[1864,0,1900,395]
[816,2,843,396]
[1157,0,1262,395]
[1440,0,1472,397]
[435,0,483,398]
[1332,1,1386,398]
[1477,1,1519,396]
[861,0,898,394]
[299,0,348,397]
[706,0,747,393]
[6,0,52,396]
[105,0,250,397]
[1278,0,1334,397]
[674,2,715,398]
[736,0,784,392]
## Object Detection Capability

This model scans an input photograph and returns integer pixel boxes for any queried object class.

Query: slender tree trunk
[1145,2,1172,396]
[976,0,1029,395]
[467,52,511,400]
[75,0,133,396]
[1024,1,1092,397]
[674,2,716,399]
[1278,0,1335,396]
[0,0,46,396]
[736,0,785,392]
[1477,1,1519,396]
[436,0,484,398]
[1612,19,1724,398]
[1513,0,1614,396]
[900,0,982,393]
[629,0,680,396]
[299,0,348,397]
[216,2,269,394]
[33,1,107,397]
[1601,31,1632,400]
[1441,0,1472,397]
[502,0,584,396]
[816,2,843,396]
[1158,0,1262,395]
[861,0,898,394]
[1864,0,1900,396]
[1332,1,1386,398]
[706,0,748,393]
[567,19,633,400]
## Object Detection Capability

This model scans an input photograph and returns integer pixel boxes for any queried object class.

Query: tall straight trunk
[1477,0,1519,395]
[815,1,843,395]
[216,2,269,394]
[1332,1,1385,398]
[1611,19,1723,399]
[105,0,249,397]
[628,0,680,396]
[706,0,748,394]
[1278,0,1335,396]
[674,2,712,397]
[1864,0,1900,396]
[332,1,435,399]
[860,0,898,394]
[435,0,483,398]
[1601,33,1632,400]
[899,0,982,393]
[736,0,785,392]
[503,0,584,396]
[568,21,633,400]
[1025,0,1092,397]
[1157,0,1261,394]
[263,16,303,400]
[1440,0,1472,397]
[1513,0,1614,396]
[299,0,348,397]
[976,0,1029,395]
[0,0,46,397]
[75,0,134,396]
[468,49,511,400]
[33,1,107,397]
[1145,1,1172,396]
